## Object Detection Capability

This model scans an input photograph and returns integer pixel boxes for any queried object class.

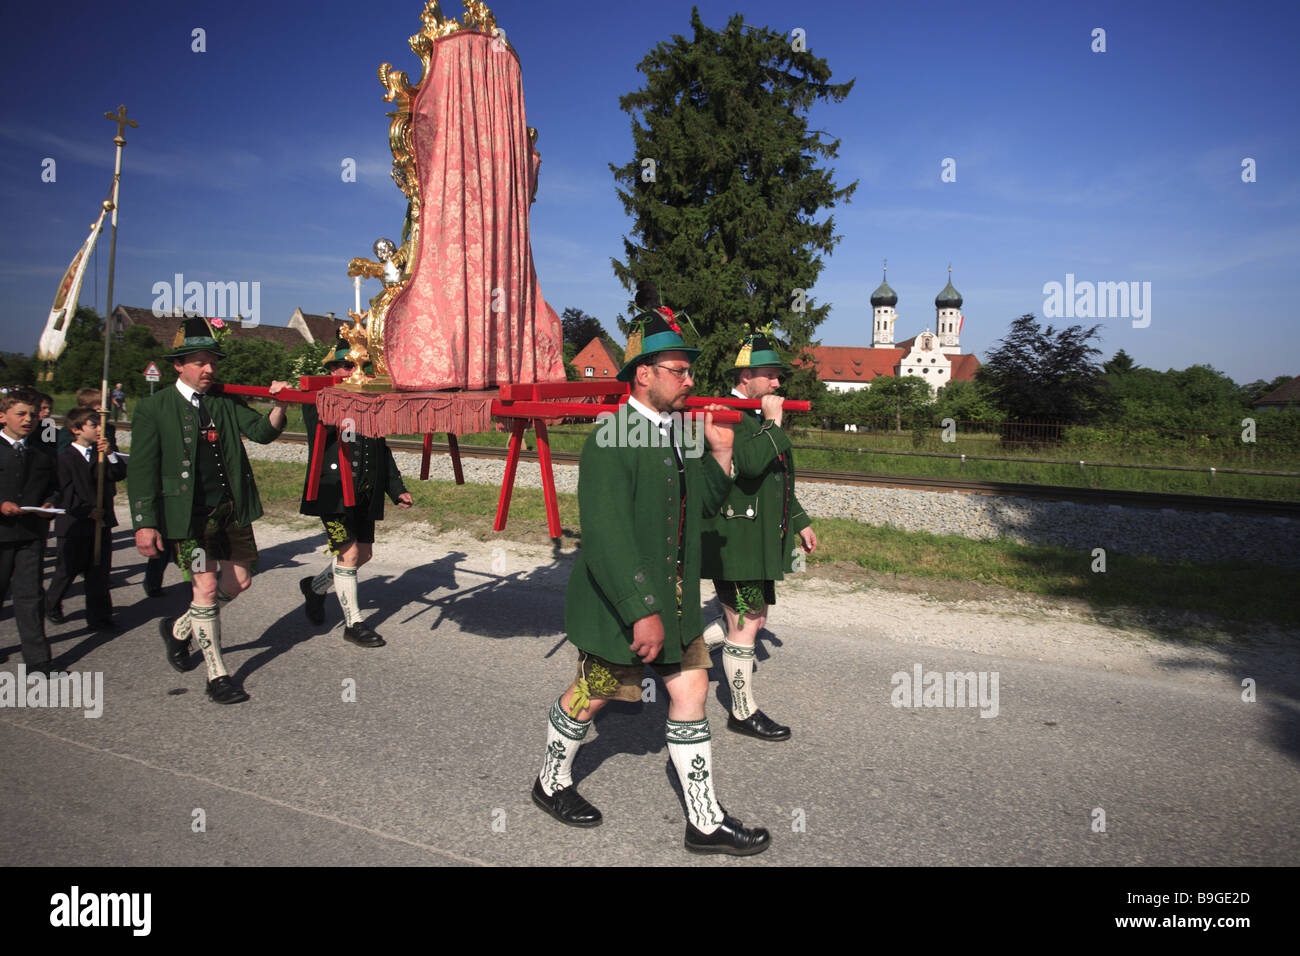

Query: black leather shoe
[160,617,195,673]
[685,813,770,856]
[343,623,385,647]
[46,606,66,625]
[531,778,602,828]
[89,617,120,634]
[205,676,250,705]
[300,576,326,625]
[727,710,791,741]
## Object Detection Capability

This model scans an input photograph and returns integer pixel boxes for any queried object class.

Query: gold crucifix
[104,104,138,145]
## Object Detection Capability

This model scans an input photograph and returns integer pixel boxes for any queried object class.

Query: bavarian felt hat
[732,328,788,375]
[616,281,700,382]
[164,316,227,361]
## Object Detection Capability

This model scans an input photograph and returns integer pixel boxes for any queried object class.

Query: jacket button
[634,572,644,582]
[746,507,754,517]
[184,437,191,444]
[330,463,338,470]
[644,594,655,606]
[135,513,143,521]
[666,537,672,543]
[727,507,734,517]
[181,471,189,478]
[182,460,190,466]
[664,457,672,466]
[180,484,187,491]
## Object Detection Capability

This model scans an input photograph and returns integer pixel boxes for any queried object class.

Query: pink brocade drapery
[384,31,566,391]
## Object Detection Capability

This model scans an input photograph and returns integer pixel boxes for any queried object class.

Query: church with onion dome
[801,264,980,393]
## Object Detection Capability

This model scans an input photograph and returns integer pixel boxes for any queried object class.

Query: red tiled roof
[572,337,620,378]
[948,353,980,382]
[798,346,904,383]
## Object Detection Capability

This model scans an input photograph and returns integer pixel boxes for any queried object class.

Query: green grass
[244,458,1299,633]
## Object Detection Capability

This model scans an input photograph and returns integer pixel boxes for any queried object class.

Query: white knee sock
[333,563,362,626]
[722,639,757,719]
[538,696,592,796]
[174,588,235,640]
[190,603,227,681]
[666,718,724,833]
[311,562,334,595]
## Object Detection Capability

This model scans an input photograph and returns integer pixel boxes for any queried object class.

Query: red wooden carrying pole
[493,420,528,532]
[212,383,319,404]
[447,433,464,484]
[683,396,811,411]
[499,381,626,400]
[491,400,741,423]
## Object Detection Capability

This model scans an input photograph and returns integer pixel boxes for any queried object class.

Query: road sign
[143,361,160,382]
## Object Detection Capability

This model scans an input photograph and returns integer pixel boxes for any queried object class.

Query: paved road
[2,523,1297,866]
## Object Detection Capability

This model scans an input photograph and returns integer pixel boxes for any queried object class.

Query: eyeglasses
[654,364,694,381]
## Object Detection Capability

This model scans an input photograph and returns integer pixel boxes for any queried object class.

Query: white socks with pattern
[189,603,227,681]
[333,563,362,626]
[310,563,334,595]
[538,696,592,796]
[173,588,235,641]
[666,718,724,833]
[722,639,757,719]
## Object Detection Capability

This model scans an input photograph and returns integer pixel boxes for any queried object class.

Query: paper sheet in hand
[19,506,66,515]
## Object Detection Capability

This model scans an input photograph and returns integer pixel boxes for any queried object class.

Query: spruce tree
[610,7,855,397]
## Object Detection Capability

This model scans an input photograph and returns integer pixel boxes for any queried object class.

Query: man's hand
[760,393,784,427]
[267,380,291,407]
[96,436,110,456]
[396,492,413,509]
[90,507,105,522]
[799,525,818,554]
[0,500,21,517]
[701,406,735,451]
[629,613,665,663]
[135,528,164,558]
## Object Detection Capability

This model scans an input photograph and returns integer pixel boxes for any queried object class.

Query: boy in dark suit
[47,407,127,630]
[297,336,412,646]
[0,393,60,671]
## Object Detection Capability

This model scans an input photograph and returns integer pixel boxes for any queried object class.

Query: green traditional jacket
[298,404,407,519]
[127,383,284,538]
[700,407,811,582]
[565,403,732,665]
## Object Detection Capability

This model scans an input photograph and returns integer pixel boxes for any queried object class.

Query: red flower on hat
[210,317,226,330]
[656,307,681,334]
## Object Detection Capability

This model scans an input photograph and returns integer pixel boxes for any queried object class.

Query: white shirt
[627,395,682,463]
[0,431,27,452]
[175,379,203,407]
[73,442,118,465]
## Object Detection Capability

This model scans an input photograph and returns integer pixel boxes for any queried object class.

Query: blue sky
[3,0,1296,385]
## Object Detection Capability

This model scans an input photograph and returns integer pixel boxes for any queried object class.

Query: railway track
[108,421,1300,519]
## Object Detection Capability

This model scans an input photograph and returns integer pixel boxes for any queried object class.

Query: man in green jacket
[298,336,412,646]
[700,330,818,741]
[129,316,290,704]
[530,282,770,856]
